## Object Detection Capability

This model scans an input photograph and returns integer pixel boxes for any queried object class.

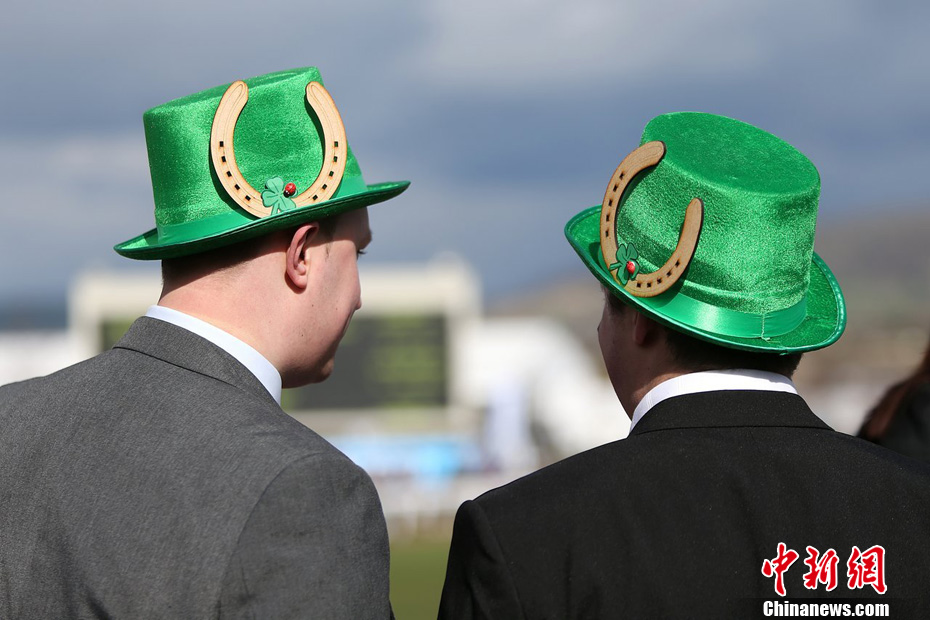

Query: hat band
[158,210,252,245]
[156,175,369,245]
[650,289,808,339]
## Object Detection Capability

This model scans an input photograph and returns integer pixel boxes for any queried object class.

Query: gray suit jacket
[0,317,391,619]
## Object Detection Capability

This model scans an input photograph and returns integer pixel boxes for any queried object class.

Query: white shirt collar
[144,305,283,404]
[630,369,798,431]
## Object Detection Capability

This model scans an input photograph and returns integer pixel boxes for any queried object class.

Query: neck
[625,367,797,416]
[158,279,284,372]
[624,368,687,416]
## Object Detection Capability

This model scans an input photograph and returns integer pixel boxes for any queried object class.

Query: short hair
[161,214,343,286]
[604,290,803,378]
[860,334,930,440]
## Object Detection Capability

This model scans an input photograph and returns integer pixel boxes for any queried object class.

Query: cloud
[367,177,593,297]
[1,0,929,303]
[0,134,150,227]
[0,0,419,134]
[0,134,156,299]
[413,0,769,89]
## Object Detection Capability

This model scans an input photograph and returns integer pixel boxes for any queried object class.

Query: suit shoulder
[0,375,42,401]
[0,352,112,412]
[0,345,356,482]
[220,440,389,618]
[258,448,378,510]
[473,439,635,511]
[475,425,930,517]
[0,347,151,400]
[822,426,930,479]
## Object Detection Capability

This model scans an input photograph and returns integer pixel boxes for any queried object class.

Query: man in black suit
[439,113,930,618]
[0,67,409,618]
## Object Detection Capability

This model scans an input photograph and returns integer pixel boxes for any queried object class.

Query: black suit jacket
[439,391,930,618]
[0,318,392,619]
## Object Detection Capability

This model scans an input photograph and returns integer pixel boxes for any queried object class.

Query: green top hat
[115,67,409,260]
[565,112,845,353]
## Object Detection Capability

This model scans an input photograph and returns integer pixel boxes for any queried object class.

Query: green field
[390,538,451,619]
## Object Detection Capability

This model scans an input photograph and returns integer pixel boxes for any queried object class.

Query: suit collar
[629,390,831,436]
[144,306,282,404]
[631,369,798,431]
[113,317,279,407]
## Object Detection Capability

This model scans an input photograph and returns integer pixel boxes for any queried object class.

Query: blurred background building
[3,1,929,616]
[7,259,629,535]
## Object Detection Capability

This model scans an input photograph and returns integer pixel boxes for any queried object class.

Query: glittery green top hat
[115,67,409,259]
[565,112,845,353]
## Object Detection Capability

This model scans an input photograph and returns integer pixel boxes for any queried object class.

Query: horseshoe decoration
[210,80,348,218]
[600,141,704,298]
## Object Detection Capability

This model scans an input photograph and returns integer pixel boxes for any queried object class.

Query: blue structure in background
[329,435,485,484]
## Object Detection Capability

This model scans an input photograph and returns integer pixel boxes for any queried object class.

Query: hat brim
[565,206,846,353]
[114,180,409,260]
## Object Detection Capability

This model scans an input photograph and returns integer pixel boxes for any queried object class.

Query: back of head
[160,233,272,292]
[602,287,803,379]
[159,215,343,293]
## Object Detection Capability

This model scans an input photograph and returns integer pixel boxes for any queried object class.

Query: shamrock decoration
[261,177,297,215]
[609,242,640,285]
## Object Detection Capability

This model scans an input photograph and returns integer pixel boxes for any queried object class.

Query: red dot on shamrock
[284,182,297,197]
[626,261,636,274]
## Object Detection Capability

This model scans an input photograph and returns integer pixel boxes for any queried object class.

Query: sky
[1,0,928,306]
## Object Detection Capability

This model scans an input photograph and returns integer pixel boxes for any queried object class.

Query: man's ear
[631,311,660,347]
[284,223,321,290]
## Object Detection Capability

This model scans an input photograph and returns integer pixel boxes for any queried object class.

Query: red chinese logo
[763,543,886,596]
[847,545,887,594]
[761,542,799,597]
[803,546,839,592]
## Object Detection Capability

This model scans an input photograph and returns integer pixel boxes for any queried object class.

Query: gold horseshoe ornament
[599,141,704,298]
[210,80,348,218]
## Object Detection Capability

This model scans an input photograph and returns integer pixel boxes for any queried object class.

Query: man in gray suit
[0,67,409,618]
